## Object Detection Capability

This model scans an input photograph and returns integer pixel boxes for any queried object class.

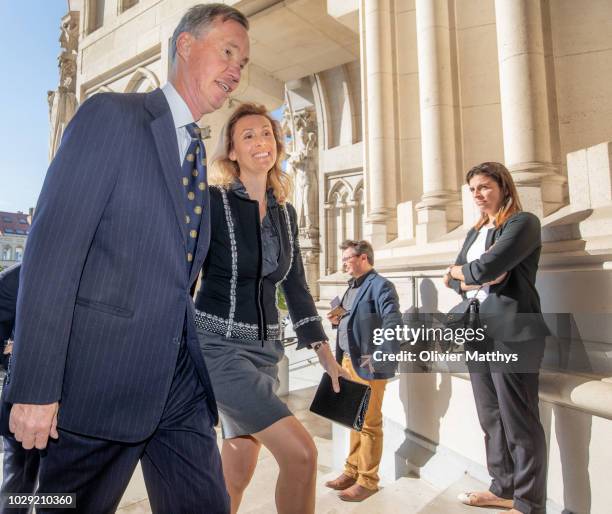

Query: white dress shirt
[466,228,493,302]
[161,82,197,164]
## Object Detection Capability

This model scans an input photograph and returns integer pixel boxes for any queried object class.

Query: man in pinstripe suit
[2,4,250,513]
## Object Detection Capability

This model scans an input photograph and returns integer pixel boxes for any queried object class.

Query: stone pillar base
[509,162,567,218]
[364,209,398,247]
[415,192,462,243]
[397,201,415,240]
[299,241,320,301]
[567,142,612,210]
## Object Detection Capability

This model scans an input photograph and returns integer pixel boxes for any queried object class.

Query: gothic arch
[353,181,364,240]
[327,178,352,203]
[97,85,114,94]
[124,67,160,93]
[327,180,362,273]
[313,73,331,150]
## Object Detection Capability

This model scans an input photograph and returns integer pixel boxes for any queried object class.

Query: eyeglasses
[342,254,359,263]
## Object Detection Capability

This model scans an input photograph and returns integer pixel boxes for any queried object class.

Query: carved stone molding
[48,11,80,161]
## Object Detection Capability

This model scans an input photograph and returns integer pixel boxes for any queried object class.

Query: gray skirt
[196,327,292,439]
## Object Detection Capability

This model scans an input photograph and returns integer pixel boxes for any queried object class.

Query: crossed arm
[444,213,541,294]
[444,268,507,291]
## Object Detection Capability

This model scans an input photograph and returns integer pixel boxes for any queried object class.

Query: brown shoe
[325,473,356,490]
[338,483,378,502]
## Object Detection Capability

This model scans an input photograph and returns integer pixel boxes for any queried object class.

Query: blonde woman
[444,162,549,514]
[194,102,349,514]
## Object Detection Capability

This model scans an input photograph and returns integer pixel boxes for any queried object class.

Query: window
[1,247,11,261]
[87,0,105,33]
[4,228,14,234]
[19,219,28,224]
[121,0,139,12]
[2,216,11,223]
[15,247,23,261]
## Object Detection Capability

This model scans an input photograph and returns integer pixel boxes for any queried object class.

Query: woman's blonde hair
[209,102,292,203]
[466,161,523,229]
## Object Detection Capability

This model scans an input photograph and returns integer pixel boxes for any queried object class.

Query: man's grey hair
[170,3,249,62]
[340,239,375,265]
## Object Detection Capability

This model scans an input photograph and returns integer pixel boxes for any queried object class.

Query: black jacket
[0,264,20,370]
[0,264,20,436]
[195,185,326,348]
[450,211,550,341]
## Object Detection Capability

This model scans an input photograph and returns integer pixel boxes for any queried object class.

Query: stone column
[360,0,398,245]
[324,202,335,275]
[495,0,565,217]
[48,10,79,161]
[414,0,462,243]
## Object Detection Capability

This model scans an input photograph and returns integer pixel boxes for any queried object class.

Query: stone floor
[116,385,500,514]
[0,363,500,513]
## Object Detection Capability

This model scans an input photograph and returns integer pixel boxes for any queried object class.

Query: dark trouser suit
[468,339,547,514]
[35,343,229,514]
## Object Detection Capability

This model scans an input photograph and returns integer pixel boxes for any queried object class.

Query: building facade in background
[0,211,31,269]
[55,1,612,512]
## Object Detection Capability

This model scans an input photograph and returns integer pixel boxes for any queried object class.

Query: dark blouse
[230,181,280,277]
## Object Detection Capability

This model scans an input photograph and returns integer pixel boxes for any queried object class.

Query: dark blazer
[450,211,549,341]
[335,271,402,380]
[0,264,20,352]
[0,264,20,437]
[195,185,326,348]
[3,89,217,442]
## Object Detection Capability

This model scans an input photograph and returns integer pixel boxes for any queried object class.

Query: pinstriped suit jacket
[3,89,217,442]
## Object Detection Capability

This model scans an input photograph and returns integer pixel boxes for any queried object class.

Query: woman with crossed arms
[444,162,550,514]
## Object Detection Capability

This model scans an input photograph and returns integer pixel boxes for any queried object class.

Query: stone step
[417,474,500,514]
[313,473,442,514]
[92,456,500,514]
[240,436,334,513]
[117,463,149,512]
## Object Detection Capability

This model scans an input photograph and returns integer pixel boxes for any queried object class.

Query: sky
[0,1,290,214]
[0,1,68,213]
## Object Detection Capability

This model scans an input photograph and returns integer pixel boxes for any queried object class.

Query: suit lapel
[485,227,496,250]
[349,272,377,322]
[463,229,479,260]
[146,89,187,247]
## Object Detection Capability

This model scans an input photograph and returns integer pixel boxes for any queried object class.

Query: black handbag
[446,296,482,330]
[439,291,484,353]
[309,374,371,431]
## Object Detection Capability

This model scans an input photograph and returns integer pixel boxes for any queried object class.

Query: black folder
[309,374,371,431]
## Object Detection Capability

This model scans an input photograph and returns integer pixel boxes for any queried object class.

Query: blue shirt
[161,82,196,164]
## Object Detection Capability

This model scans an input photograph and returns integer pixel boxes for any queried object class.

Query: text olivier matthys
[370,326,518,364]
